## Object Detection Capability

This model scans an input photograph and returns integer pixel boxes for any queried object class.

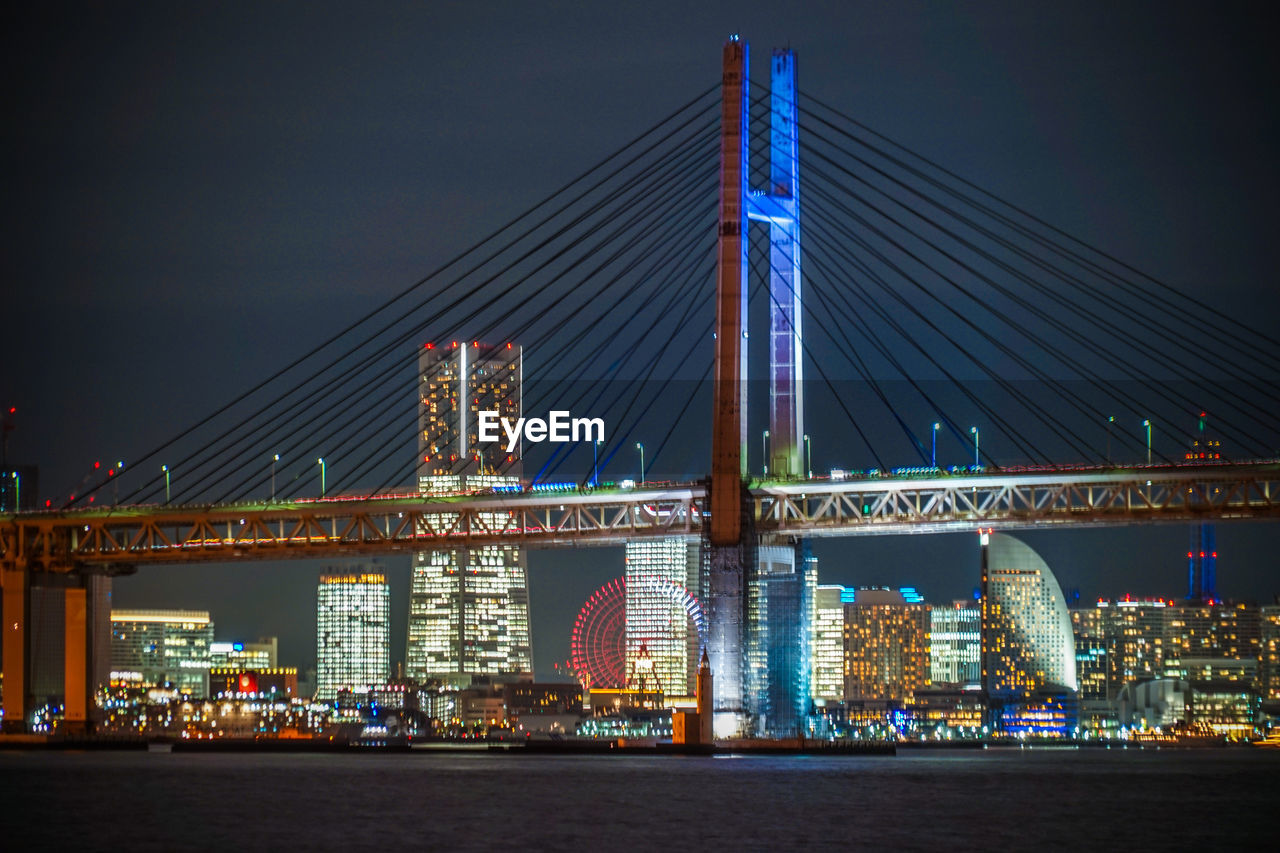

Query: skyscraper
[317,571,389,702]
[407,341,532,685]
[981,532,1077,700]
[929,600,981,688]
[624,537,703,696]
[111,609,214,697]
[811,585,847,703]
[745,543,816,736]
[843,588,931,704]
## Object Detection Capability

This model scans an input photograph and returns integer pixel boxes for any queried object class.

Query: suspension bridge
[2,38,1278,733]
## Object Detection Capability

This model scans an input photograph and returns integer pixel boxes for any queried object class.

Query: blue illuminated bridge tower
[708,38,814,738]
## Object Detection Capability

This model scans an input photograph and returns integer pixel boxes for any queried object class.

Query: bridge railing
[755,462,1280,535]
[3,463,1277,570]
[0,486,707,572]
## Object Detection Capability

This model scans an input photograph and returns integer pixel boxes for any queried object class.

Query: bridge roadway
[2,461,1278,573]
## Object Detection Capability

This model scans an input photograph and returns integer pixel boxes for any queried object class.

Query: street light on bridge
[9,471,18,510]
[271,454,280,501]
[932,422,940,468]
[161,465,170,503]
[1143,420,1152,464]
[762,430,770,477]
[803,434,812,479]
[317,457,326,497]
[970,427,980,468]
[635,443,645,485]
[1106,415,1115,464]
[593,439,601,487]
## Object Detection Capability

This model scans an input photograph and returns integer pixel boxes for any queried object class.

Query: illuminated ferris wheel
[570,578,627,688]
[568,576,707,689]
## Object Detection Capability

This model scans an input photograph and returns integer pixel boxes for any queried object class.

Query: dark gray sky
[4,2,1277,677]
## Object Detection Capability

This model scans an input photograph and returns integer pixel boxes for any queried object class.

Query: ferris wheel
[568,576,706,689]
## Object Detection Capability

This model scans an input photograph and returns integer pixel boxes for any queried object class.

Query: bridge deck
[1,462,1276,571]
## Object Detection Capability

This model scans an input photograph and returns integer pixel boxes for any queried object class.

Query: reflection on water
[2,749,1276,849]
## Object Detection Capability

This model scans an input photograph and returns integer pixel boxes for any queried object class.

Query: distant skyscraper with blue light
[745,543,816,736]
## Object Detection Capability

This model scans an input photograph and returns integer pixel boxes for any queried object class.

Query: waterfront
[2,749,1276,849]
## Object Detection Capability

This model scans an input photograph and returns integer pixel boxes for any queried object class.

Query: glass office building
[745,543,816,736]
[317,572,390,702]
[624,537,703,696]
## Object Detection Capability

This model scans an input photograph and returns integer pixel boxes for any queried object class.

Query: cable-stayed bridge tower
[707,38,811,737]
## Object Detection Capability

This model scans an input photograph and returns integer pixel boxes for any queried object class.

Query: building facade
[210,638,278,670]
[929,600,981,688]
[745,542,816,736]
[843,588,931,704]
[1165,601,1261,686]
[317,572,390,702]
[407,341,532,685]
[981,532,1077,700]
[110,609,214,697]
[624,537,703,697]
[811,585,847,703]
[1261,604,1280,703]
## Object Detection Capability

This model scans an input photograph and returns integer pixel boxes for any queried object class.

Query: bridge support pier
[705,513,755,737]
[63,582,91,734]
[1,564,30,733]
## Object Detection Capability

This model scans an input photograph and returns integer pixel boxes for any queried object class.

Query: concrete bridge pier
[2,566,108,735]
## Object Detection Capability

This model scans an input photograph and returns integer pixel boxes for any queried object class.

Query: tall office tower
[744,543,816,736]
[624,537,703,697]
[981,532,1077,700]
[811,585,847,703]
[407,341,532,685]
[929,600,981,687]
[1260,604,1280,702]
[316,572,390,702]
[111,609,214,697]
[843,588,931,704]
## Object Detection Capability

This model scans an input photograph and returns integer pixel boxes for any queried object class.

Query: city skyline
[97,527,1278,686]
[2,4,1280,717]
[84,533,1276,741]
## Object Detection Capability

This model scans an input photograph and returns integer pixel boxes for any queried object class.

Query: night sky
[4,2,1278,679]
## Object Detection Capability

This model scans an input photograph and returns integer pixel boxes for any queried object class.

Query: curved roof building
[982,532,1077,698]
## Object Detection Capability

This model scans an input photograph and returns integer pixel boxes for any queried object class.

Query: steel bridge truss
[0,487,706,571]
[1,464,1277,572]
[754,463,1280,535]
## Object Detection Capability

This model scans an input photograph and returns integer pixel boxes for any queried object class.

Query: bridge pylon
[707,38,811,738]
